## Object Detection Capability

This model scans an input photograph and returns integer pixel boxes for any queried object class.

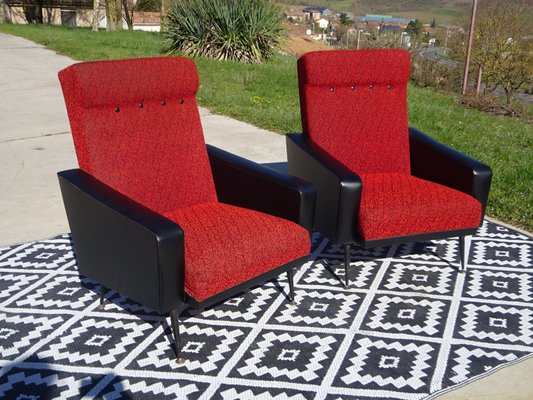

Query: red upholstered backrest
[59,57,217,213]
[298,49,411,174]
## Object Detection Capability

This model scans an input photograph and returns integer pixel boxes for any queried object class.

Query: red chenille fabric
[58,57,217,214]
[358,174,482,241]
[164,203,310,302]
[298,49,411,175]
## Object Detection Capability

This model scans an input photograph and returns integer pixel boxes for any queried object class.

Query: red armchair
[287,49,492,285]
[57,57,315,363]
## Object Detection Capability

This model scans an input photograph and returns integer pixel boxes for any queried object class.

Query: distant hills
[286,1,472,23]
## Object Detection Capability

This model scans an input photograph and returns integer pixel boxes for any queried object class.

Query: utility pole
[443,22,450,55]
[357,29,362,49]
[462,0,478,95]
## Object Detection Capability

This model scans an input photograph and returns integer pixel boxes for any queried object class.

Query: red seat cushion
[164,202,311,302]
[358,173,482,241]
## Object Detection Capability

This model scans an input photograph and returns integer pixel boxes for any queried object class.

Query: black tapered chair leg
[169,308,186,364]
[458,236,467,273]
[98,285,107,310]
[344,244,351,287]
[287,269,296,305]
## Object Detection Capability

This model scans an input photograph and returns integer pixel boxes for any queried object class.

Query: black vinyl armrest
[57,169,185,314]
[286,133,362,245]
[409,127,492,220]
[207,145,316,233]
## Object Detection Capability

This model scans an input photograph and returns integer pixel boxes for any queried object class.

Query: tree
[405,19,423,36]
[106,0,122,31]
[340,12,352,26]
[452,0,533,104]
[430,18,436,28]
[122,0,134,29]
[92,0,100,31]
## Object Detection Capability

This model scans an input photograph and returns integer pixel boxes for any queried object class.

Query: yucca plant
[162,0,285,63]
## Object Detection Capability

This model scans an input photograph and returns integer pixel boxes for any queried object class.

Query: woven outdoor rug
[0,220,532,399]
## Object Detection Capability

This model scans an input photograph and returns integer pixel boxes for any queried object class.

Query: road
[414,47,533,105]
[414,47,459,67]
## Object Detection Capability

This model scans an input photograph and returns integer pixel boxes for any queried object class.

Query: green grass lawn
[1,23,531,231]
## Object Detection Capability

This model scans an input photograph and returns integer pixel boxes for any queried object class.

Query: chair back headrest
[59,57,217,213]
[297,49,411,175]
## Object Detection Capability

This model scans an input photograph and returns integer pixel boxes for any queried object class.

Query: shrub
[162,0,284,63]
[135,0,161,12]
[410,57,461,92]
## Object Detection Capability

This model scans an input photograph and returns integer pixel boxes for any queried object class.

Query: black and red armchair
[57,57,315,363]
[287,49,492,286]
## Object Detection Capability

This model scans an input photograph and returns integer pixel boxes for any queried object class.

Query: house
[4,0,96,26]
[356,14,412,30]
[303,6,332,21]
[316,18,329,30]
[132,11,160,32]
[284,9,305,23]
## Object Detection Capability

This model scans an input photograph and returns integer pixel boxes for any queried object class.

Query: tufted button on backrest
[297,49,411,175]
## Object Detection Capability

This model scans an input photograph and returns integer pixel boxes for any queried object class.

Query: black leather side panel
[409,127,492,222]
[58,169,185,314]
[207,145,316,233]
[286,133,362,245]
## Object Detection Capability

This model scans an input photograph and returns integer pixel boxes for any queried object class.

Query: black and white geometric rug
[0,220,532,399]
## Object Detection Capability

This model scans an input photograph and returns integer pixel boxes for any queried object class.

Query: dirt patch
[281,36,333,57]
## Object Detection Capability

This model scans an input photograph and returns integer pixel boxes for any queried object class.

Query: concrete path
[0,32,532,400]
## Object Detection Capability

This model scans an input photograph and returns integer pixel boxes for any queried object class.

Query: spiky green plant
[162,0,284,63]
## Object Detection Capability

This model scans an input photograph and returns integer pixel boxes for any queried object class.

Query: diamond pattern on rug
[98,375,209,400]
[477,220,531,241]
[380,262,456,295]
[185,286,280,324]
[394,239,459,264]
[470,240,532,268]
[135,322,250,375]
[0,242,74,270]
[36,317,155,367]
[300,258,383,289]
[214,385,313,399]
[363,295,449,337]
[268,288,362,328]
[334,336,436,392]
[0,273,40,302]
[230,330,342,385]
[0,220,532,399]
[12,275,98,310]
[0,367,95,399]
[444,344,527,386]
[455,303,533,345]
[0,312,65,360]
[463,270,532,301]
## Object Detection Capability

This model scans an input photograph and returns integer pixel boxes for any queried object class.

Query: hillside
[286,1,533,23]
[284,1,470,23]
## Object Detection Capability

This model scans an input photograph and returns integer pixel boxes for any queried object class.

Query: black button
[351,86,355,90]
[388,85,392,89]
[330,87,334,92]
[115,107,120,112]
[369,84,374,89]
[161,100,166,106]
[139,103,143,108]
[180,99,184,104]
